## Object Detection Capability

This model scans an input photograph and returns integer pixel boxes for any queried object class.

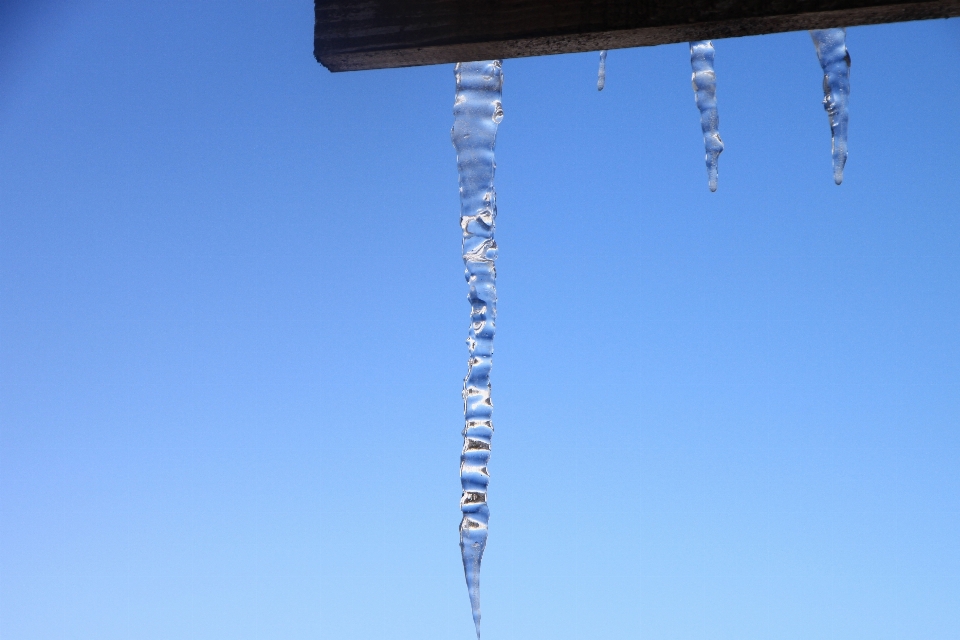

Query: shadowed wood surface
[314,0,960,71]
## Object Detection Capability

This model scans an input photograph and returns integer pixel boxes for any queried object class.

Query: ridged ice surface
[690,40,723,192]
[597,50,607,91]
[810,28,851,185]
[451,59,502,640]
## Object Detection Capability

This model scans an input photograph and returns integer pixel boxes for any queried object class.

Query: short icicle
[451,59,502,640]
[597,50,607,91]
[810,28,851,185]
[689,40,723,192]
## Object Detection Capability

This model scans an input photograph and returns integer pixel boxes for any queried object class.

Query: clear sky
[2,3,959,639]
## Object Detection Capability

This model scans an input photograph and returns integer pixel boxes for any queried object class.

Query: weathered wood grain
[314,0,960,71]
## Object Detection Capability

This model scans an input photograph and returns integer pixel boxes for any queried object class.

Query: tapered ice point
[597,50,607,91]
[461,523,487,637]
[810,28,851,185]
[451,59,502,639]
[690,41,723,192]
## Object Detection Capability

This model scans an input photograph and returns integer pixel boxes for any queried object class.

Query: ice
[690,40,723,192]
[598,50,607,91]
[810,28,851,185]
[451,59,502,639]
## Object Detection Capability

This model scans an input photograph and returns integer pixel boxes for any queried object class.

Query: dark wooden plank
[314,0,960,71]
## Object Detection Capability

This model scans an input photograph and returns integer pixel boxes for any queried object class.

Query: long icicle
[810,28,851,185]
[597,50,607,91]
[451,59,502,640]
[690,40,723,192]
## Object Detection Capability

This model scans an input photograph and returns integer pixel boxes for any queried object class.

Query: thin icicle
[451,59,502,640]
[810,28,851,185]
[690,40,723,192]
[597,50,607,91]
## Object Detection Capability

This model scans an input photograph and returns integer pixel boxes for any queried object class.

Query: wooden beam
[314,0,960,71]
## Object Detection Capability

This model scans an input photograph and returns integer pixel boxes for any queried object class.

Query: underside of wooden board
[314,0,960,71]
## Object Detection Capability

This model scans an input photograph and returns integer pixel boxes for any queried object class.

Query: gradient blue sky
[2,3,959,639]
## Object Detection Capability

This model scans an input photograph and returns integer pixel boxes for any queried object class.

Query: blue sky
[2,3,959,639]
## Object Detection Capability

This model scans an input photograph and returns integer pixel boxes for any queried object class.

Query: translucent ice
[451,59,502,639]
[690,40,723,192]
[597,50,607,91]
[810,28,851,185]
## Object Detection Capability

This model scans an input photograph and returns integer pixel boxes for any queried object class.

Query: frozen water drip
[690,40,723,192]
[598,50,607,91]
[451,59,503,640]
[810,28,851,185]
